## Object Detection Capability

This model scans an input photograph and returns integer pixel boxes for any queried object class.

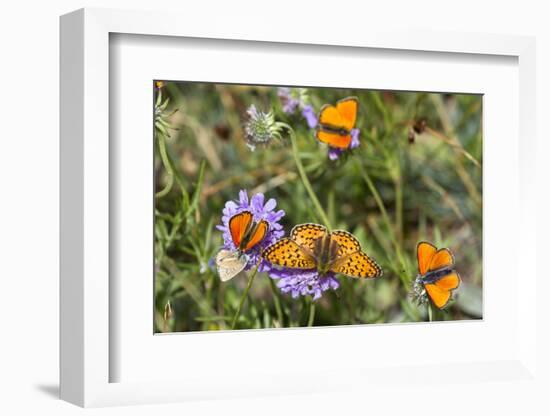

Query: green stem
[156,213,184,267]
[281,123,332,230]
[371,91,392,130]
[394,163,403,245]
[231,260,261,329]
[161,259,223,328]
[345,279,356,323]
[355,157,408,282]
[427,303,433,322]
[307,300,316,327]
[268,278,285,327]
[156,132,175,198]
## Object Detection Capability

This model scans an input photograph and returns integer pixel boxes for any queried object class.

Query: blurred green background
[154,81,482,332]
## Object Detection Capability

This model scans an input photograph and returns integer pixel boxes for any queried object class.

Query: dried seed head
[244,105,283,151]
[410,275,429,306]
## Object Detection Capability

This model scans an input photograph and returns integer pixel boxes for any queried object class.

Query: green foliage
[154,82,483,332]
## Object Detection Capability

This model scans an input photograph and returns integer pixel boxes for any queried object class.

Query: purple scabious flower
[328,128,361,161]
[277,87,300,113]
[216,190,285,272]
[301,105,318,128]
[277,87,317,128]
[269,268,340,301]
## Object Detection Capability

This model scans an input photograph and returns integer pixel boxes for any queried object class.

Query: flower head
[327,128,361,161]
[278,87,309,112]
[154,83,178,138]
[269,267,340,300]
[410,275,429,306]
[278,87,301,113]
[244,105,283,151]
[277,87,317,128]
[216,190,285,272]
[301,105,318,128]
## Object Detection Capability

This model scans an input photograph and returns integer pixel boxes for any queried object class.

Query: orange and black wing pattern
[290,223,327,253]
[424,271,461,309]
[417,241,461,309]
[262,238,316,269]
[229,211,269,252]
[335,97,358,131]
[316,97,358,149]
[329,230,382,279]
[330,251,383,279]
[229,211,253,249]
[242,220,269,252]
[417,241,437,275]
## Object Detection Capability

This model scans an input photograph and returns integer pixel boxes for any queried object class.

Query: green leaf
[186,159,207,217]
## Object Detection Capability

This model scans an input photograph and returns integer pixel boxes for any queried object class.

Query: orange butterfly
[263,223,382,279]
[316,97,358,149]
[416,241,461,309]
[216,211,269,282]
[228,211,269,253]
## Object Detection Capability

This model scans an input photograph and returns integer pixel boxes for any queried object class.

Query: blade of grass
[355,157,410,284]
[231,260,261,329]
[281,122,332,231]
[268,278,285,327]
[186,159,206,217]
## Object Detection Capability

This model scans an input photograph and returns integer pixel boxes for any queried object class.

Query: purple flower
[277,87,317,128]
[301,105,318,128]
[278,87,300,114]
[216,190,285,272]
[269,268,340,301]
[328,128,361,161]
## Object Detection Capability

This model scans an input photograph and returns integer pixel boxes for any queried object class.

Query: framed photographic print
[60,7,538,409]
[151,80,482,333]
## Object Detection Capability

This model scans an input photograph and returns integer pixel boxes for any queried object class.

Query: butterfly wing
[318,104,343,128]
[424,283,452,309]
[262,238,316,269]
[335,97,358,131]
[327,230,382,278]
[290,223,327,253]
[229,211,253,249]
[242,220,269,252]
[434,271,461,291]
[315,130,352,149]
[330,251,382,278]
[417,241,437,275]
[330,230,362,257]
[424,271,460,309]
[427,248,455,272]
[216,249,247,282]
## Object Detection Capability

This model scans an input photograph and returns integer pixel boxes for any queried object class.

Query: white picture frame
[60,7,538,408]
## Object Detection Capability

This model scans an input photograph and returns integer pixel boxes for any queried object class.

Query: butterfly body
[419,266,454,284]
[316,97,359,149]
[319,124,352,137]
[216,211,269,282]
[415,241,461,309]
[312,233,342,276]
[263,223,382,279]
[236,219,264,253]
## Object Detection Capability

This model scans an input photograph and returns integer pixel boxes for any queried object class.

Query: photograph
[153,81,483,332]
